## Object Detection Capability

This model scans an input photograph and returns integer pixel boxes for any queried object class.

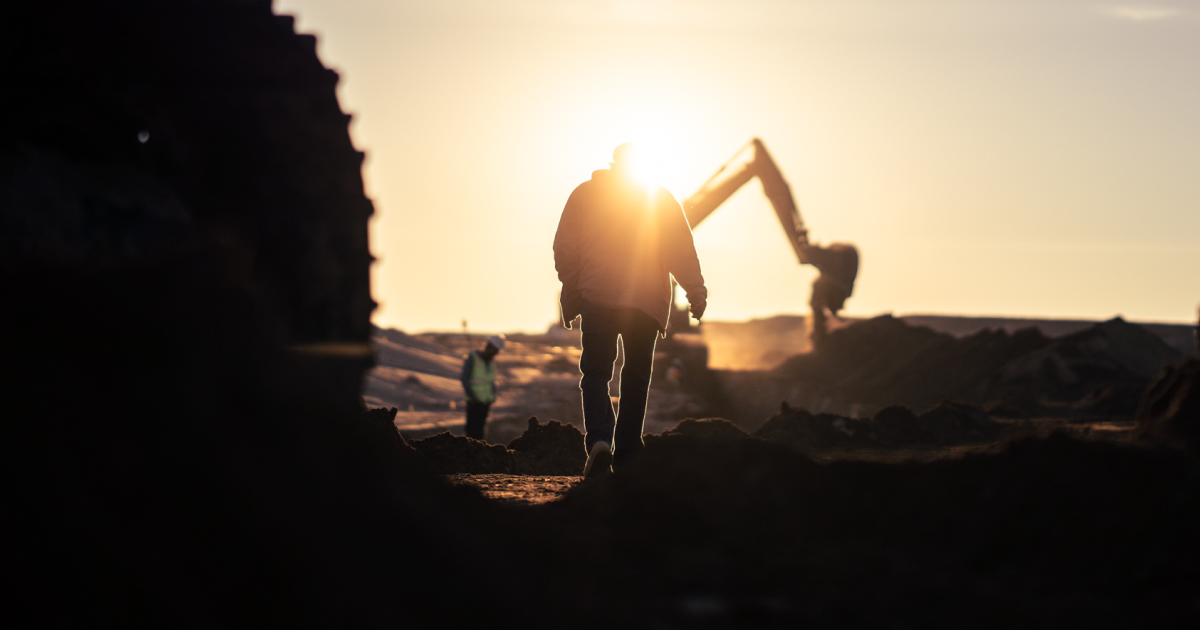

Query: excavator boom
[683,138,811,265]
[679,138,859,344]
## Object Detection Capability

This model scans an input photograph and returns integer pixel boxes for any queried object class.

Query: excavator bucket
[807,243,859,313]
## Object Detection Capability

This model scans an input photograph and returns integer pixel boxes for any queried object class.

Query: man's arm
[553,186,585,328]
[659,191,707,319]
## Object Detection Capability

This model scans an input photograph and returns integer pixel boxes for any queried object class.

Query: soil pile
[555,432,1200,626]
[507,417,587,474]
[407,417,586,475]
[408,432,518,474]
[634,403,1001,455]
[647,417,753,443]
[361,406,419,462]
[769,315,1182,418]
[753,400,1000,451]
[1134,358,1200,452]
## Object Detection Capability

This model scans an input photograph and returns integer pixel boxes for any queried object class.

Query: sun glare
[580,98,693,192]
[618,143,664,187]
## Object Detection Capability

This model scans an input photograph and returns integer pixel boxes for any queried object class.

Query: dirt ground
[444,474,577,505]
[377,314,1181,505]
[441,413,1136,505]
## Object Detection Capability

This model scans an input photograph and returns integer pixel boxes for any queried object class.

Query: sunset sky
[276,0,1198,333]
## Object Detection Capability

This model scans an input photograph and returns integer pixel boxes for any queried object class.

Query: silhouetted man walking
[554,143,707,478]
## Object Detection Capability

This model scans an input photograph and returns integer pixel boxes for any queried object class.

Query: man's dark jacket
[554,168,706,332]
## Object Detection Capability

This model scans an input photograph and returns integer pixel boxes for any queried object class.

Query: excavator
[671,138,860,346]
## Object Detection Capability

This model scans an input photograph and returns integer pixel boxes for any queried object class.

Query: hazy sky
[277,0,1198,332]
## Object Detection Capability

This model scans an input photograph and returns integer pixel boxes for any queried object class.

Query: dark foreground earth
[376,374,1200,627]
[6,1,1200,627]
[387,402,1200,628]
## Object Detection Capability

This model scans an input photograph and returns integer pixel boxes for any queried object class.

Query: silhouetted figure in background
[554,143,707,477]
[460,335,505,440]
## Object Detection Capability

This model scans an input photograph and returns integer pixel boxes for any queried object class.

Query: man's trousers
[465,401,490,440]
[578,300,659,469]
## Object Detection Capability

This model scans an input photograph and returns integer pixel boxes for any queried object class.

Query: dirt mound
[557,432,1200,626]
[769,315,1181,418]
[1002,317,1182,383]
[752,400,1001,452]
[408,417,586,475]
[360,406,418,461]
[866,405,929,442]
[647,417,751,443]
[1133,358,1200,452]
[507,417,586,474]
[915,400,1002,443]
[409,432,517,474]
[753,404,856,450]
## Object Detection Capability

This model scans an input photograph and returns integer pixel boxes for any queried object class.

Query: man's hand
[689,299,706,321]
[559,287,582,329]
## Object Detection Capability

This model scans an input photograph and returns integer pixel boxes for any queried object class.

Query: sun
[612,141,665,187]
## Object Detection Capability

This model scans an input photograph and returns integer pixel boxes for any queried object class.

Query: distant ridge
[700,313,1195,370]
[899,314,1195,355]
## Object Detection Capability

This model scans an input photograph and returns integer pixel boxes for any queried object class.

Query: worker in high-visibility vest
[459,335,505,440]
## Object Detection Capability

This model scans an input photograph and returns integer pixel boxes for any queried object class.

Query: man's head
[482,334,506,359]
[610,142,646,179]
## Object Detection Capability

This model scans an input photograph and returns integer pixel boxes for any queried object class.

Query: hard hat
[486,334,506,351]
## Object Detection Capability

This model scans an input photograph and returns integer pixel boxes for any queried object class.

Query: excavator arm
[683,138,812,265]
[680,138,859,343]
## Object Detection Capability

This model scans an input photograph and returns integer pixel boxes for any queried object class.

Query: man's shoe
[583,441,612,479]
